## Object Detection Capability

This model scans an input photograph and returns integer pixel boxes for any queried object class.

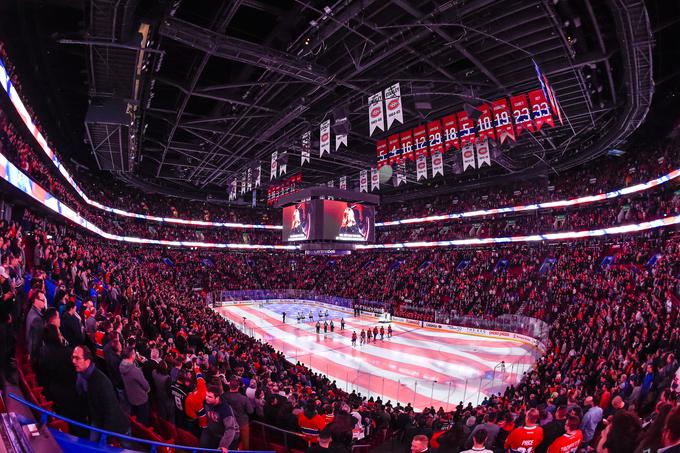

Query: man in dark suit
[60,301,84,346]
[71,345,130,436]
[25,290,46,360]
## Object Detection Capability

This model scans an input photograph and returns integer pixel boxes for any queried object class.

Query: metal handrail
[8,393,273,453]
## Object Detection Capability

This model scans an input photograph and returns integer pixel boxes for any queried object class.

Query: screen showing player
[282,201,313,241]
[322,200,374,242]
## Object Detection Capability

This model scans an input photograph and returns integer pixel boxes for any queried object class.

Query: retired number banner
[387,134,401,166]
[510,94,534,137]
[442,114,460,151]
[528,89,555,131]
[427,120,444,155]
[400,130,414,162]
[376,139,388,169]
[492,99,515,144]
[476,104,495,142]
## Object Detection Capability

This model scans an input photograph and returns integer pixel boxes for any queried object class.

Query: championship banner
[384,82,403,129]
[431,150,444,177]
[462,143,476,171]
[396,160,407,186]
[327,180,334,188]
[368,91,385,136]
[528,89,555,131]
[376,139,388,169]
[278,151,288,176]
[240,172,246,195]
[339,175,347,190]
[476,138,491,167]
[492,98,515,144]
[301,131,311,165]
[399,130,414,162]
[370,168,379,191]
[476,104,495,142]
[457,111,476,146]
[359,170,368,192]
[510,94,534,137]
[229,179,237,200]
[270,151,277,180]
[254,164,261,188]
[442,114,460,151]
[246,167,252,192]
[416,153,428,180]
[335,133,347,151]
[320,120,331,156]
[387,134,401,166]
[413,125,428,158]
[427,120,444,154]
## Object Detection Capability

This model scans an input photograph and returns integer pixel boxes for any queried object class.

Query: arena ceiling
[0,0,667,204]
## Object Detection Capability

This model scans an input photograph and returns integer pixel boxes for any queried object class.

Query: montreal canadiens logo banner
[368,91,385,136]
[416,153,428,181]
[270,151,277,180]
[399,130,414,161]
[442,114,460,151]
[431,150,443,177]
[229,179,236,200]
[376,139,388,169]
[476,138,491,167]
[301,131,311,165]
[492,99,515,144]
[528,89,555,131]
[370,168,379,191]
[384,82,403,130]
[320,120,331,157]
[339,176,347,190]
[462,142,476,171]
[359,170,368,192]
[510,94,535,137]
[476,104,495,142]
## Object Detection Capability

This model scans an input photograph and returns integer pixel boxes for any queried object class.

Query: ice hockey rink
[213,301,539,411]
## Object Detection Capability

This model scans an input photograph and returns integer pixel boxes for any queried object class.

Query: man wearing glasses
[25,290,46,361]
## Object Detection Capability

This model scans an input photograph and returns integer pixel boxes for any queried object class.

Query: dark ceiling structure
[1,0,660,204]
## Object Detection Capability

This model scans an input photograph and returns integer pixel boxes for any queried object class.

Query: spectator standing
[201,384,239,451]
[222,377,254,450]
[71,346,130,437]
[466,412,500,449]
[60,301,84,346]
[660,405,680,453]
[119,346,151,425]
[305,428,348,453]
[505,408,544,453]
[546,415,582,453]
[580,396,603,445]
[460,428,492,453]
[25,290,46,360]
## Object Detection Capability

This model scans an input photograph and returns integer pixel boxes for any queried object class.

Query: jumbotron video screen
[282,200,374,243]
